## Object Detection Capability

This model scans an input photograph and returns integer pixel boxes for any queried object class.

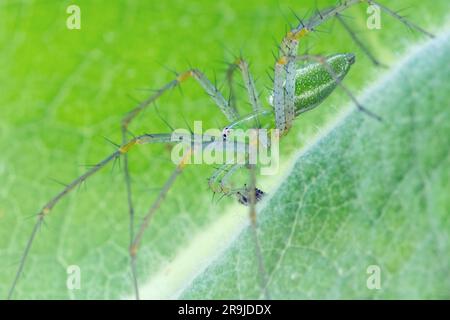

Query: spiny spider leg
[335,14,386,68]
[239,131,271,299]
[233,58,263,113]
[301,1,433,43]
[219,164,244,194]
[247,163,270,299]
[369,0,434,38]
[273,59,288,135]
[298,0,434,37]
[225,56,263,128]
[121,69,239,132]
[225,62,239,111]
[208,163,236,195]
[128,151,188,281]
[208,163,246,199]
[7,151,121,300]
[120,77,185,297]
[7,132,213,299]
[280,36,299,133]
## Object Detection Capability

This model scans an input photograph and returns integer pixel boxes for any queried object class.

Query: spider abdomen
[293,53,355,114]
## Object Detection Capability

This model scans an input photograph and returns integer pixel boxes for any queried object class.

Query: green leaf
[0,1,448,300]
[181,34,450,299]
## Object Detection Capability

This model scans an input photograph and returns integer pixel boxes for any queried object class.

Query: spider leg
[225,56,263,128]
[7,150,121,300]
[272,15,301,135]
[285,0,434,56]
[6,132,199,300]
[369,0,434,38]
[225,62,240,112]
[247,163,270,299]
[336,14,387,68]
[273,59,288,135]
[208,163,247,198]
[208,163,236,195]
[280,36,299,133]
[122,69,239,132]
[129,159,185,270]
[219,163,244,193]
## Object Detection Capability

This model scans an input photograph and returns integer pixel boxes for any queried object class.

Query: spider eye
[222,127,230,140]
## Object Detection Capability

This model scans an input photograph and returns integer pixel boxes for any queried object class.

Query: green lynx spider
[8,0,433,299]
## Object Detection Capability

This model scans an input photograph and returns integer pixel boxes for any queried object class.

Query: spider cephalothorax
[237,187,266,206]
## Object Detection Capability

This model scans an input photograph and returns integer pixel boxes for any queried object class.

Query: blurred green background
[0,0,447,299]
